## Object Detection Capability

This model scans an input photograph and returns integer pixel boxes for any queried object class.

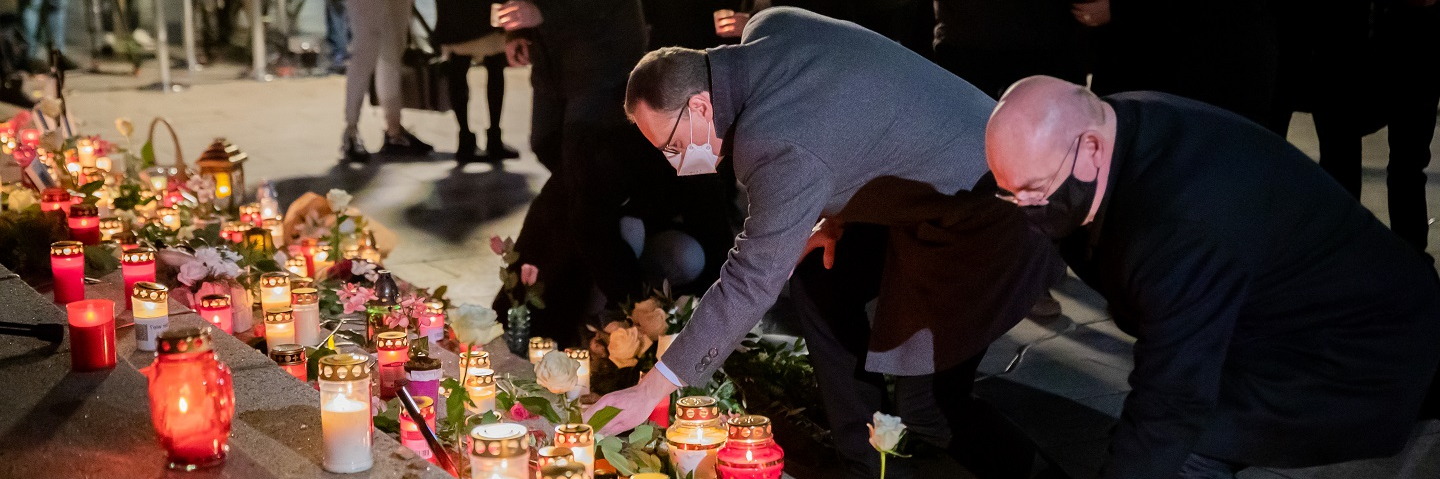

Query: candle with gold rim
[263,309,296,354]
[99,217,124,241]
[666,396,727,479]
[469,423,530,479]
[537,446,576,475]
[263,218,284,247]
[399,396,438,463]
[459,350,491,380]
[291,287,321,346]
[50,241,85,304]
[418,300,445,342]
[41,187,71,214]
[716,415,785,479]
[258,272,291,312]
[553,424,595,477]
[464,368,497,414]
[132,281,170,352]
[197,294,234,334]
[145,327,235,470]
[375,331,409,398]
[565,348,591,399]
[155,207,180,230]
[269,343,306,381]
[285,256,307,276]
[67,203,101,245]
[319,354,372,473]
[528,337,555,365]
[121,247,157,310]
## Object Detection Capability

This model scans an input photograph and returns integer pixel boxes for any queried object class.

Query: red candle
[145,328,235,470]
[50,241,85,304]
[197,294,234,334]
[41,187,72,214]
[269,344,307,382]
[300,239,318,277]
[716,416,785,479]
[67,204,102,245]
[417,300,445,343]
[121,247,157,310]
[375,331,409,399]
[66,299,116,371]
[18,128,39,147]
[399,396,438,464]
[649,396,672,428]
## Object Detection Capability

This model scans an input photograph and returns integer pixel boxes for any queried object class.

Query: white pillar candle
[132,282,170,352]
[258,272,291,313]
[291,288,321,347]
[465,368,497,414]
[565,348,591,398]
[263,309,296,354]
[319,354,373,473]
[527,337,554,365]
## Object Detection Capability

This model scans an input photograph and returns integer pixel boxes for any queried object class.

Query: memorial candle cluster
[99,217,125,241]
[144,327,235,471]
[319,354,373,473]
[121,247,156,310]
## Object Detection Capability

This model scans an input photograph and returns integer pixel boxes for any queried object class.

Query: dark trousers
[1379,1,1439,252]
[444,53,507,139]
[792,224,1035,479]
[324,0,350,64]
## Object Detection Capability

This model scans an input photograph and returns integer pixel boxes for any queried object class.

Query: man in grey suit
[586,8,1056,477]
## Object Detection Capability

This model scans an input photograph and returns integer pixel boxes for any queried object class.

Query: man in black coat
[986,76,1440,478]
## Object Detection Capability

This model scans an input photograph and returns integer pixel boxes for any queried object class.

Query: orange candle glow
[50,241,85,304]
[66,299,116,371]
[144,327,235,470]
[121,247,157,310]
[376,331,409,399]
[197,294,234,334]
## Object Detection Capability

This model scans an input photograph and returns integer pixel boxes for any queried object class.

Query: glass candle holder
[156,207,180,230]
[465,368,497,414]
[222,221,249,243]
[68,203,101,245]
[716,416,785,479]
[291,287,321,347]
[121,247,157,310]
[537,446,575,473]
[95,156,112,172]
[263,309,296,354]
[375,331,409,399]
[41,187,71,214]
[404,355,443,407]
[553,424,595,477]
[459,350,491,382]
[76,138,96,166]
[145,327,235,471]
[244,227,275,254]
[269,343,306,381]
[132,282,170,352]
[528,337,555,365]
[258,272,291,313]
[565,348,591,399]
[238,203,262,227]
[319,353,373,473]
[259,195,281,222]
[263,218,284,247]
[538,462,586,479]
[98,217,124,241]
[50,241,85,304]
[291,277,315,291]
[667,396,727,479]
[67,299,116,371]
[469,423,530,479]
[198,294,234,334]
[399,396,438,463]
[418,300,445,343]
[285,257,307,276]
[19,128,40,147]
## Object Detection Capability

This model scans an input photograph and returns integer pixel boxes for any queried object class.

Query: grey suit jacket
[660,7,998,386]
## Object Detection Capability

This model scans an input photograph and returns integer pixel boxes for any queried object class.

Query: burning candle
[145,327,235,471]
[375,331,409,399]
[244,227,275,254]
[285,257,307,276]
[18,128,39,147]
[133,282,170,352]
[76,138,97,167]
[565,348,591,399]
[269,343,307,381]
[528,337,555,365]
[469,423,530,479]
[263,218,284,247]
[263,309,296,354]
[291,277,315,291]
[553,424,595,478]
[404,355,443,406]
[99,217,124,241]
[67,203,101,245]
[155,207,180,230]
[41,187,71,214]
[537,446,576,473]
[239,203,263,227]
[66,299,116,371]
[291,287,321,347]
[197,294,234,334]
[121,247,157,310]
[319,354,373,473]
[399,396,438,463]
[259,196,280,221]
[464,368,496,414]
[716,416,785,479]
[666,396,727,479]
[459,350,491,381]
[299,238,318,276]
[50,241,85,304]
[95,156,112,172]
[418,300,445,343]
[222,221,249,243]
[538,462,586,479]
[258,272,291,312]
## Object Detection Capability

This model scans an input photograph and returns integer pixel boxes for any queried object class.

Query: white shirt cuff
[653,361,685,388]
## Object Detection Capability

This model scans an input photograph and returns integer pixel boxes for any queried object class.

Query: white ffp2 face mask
[664,112,720,176]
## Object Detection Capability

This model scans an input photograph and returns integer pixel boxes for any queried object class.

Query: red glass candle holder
[376,331,409,399]
[121,247,157,310]
[67,203,101,245]
[399,396,438,464]
[50,241,85,304]
[144,327,235,471]
[269,343,307,381]
[716,416,784,479]
[41,187,72,214]
[418,300,445,343]
[66,299,116,371]
[18,128,40,147]
[197,294,234,334]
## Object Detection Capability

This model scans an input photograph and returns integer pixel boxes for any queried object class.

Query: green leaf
[306,345,337,381]
[628,424,654,446]
[139,140,156,168]
[83,246,121,277]
[518,396,562,424]
[373,405,401,435]
[636,451,664,472]
[76,181,104,195]
[587,406,622,432]
[598,436,636,476]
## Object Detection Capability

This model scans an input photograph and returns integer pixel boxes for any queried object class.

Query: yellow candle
[263,309,295,353]
[259,272,291,312]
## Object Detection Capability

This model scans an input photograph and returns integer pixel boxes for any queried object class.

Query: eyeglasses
[996,136,1081,207]
[660,108,685,158]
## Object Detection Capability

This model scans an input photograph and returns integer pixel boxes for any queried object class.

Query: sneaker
[380,129,434,156]
[341,131,370,163]
[1029,290,1062,319]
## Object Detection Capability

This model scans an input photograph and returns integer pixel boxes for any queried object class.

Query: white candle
[132,282,169,352]
[292,288,321,347]
[264,309,296,354]
[321,395,373,473]
[554,424,595,477]
[528,337,554,365]
[566,349,591,398]
[465,368,497,414]
[469,423,529,479]
[259,273,291,313]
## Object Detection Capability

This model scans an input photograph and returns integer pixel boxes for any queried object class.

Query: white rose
[176,225,197,241]
[630,298,668,340]
[178,261,209,286]
[326,189,352,214]
[194,247,223,266]
[452,304,503,346]
[606,325,653,369]
[868,412,906,454]
[535,350,580,394]
[338,217,356,235]
[6,189,37,211]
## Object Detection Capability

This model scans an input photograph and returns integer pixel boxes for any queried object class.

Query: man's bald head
[987,76,1111,199]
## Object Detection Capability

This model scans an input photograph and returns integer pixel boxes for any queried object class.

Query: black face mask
[1021,143,1098,240]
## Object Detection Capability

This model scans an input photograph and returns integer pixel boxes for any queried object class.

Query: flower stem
[881,452,887,479]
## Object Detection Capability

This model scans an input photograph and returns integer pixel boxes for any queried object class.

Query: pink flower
[383,310,409,329]
[490,236,505,256]
[520,264,539,286]
[509,402,533,421]
[400,293,426,318]
[339,283,376,315]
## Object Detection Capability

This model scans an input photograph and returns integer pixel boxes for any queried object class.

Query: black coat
[1063,92,1440,478]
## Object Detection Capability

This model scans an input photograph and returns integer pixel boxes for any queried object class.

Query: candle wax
[51,254,85,304]
[322,395,373,473]
[264,323,295,354]
[293,303,321,347]
[122,261,156,310]
[67,300,116,371]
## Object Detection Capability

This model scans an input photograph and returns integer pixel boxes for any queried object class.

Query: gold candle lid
[424,300,445,315]
[238,203,260,215]
[726,415,774,442]
[121,247,156,264]
[259,272,290,288]
[554,424,594,445]
[50,240,84,256]
[41,188,70,202]
[292,287,319,305]
[199,294,232,309]
[537,446,575,471]
[469,423,530,458]
[68,203,98,217]
[376,331,408,350]
[157,327,213,355]
[264,308,294,324]
[318,353,370,381]
[539,463,587,479]
[464,368,496,387]
[291,277,315,291]
[459,350,491,370]
[676,396,720,421]
[132,281,168,302]
[99,217,124,229]
[402,396,436,420]
[564,348,590,361]
[269,343,305,365]
[285,256,307,268]
[529,337,554,349]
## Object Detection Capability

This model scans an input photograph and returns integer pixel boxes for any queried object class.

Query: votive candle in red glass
[50,241,85,304]
[375,331,409,399]
[67,203,101,245]
[399,396,438,464]
[269,343,307,381]
[121,247,157,310]
[649,396,672,428]
[145,327,235,470]
[716,416,785,479]
[99,217,124,241]
[417,300,445,343]
[66,299,116,371]
[18,128,39,147]
[41,187,72,214]
[197,294,234,334]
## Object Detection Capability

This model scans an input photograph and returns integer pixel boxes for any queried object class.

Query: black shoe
[455,131,480,165]
[56,55,80,71]
[341,132,370,163]
[381,129,434,156]
[486,127,520,160]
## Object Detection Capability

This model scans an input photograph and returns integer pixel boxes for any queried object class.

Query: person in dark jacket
[432,2,519,165]
[931,0,1089,99]
[987,76,1440,479]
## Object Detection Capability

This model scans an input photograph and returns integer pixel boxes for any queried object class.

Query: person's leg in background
[1312,0,1370,199]
[482,52,520,160]
[445,53,479,164]
[340,0,382,161]
[21,0,44,63]
[1381,0,1439,253]
[375,0,432,155]
[324,0,351,73]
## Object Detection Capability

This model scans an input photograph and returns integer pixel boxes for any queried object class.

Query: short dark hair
[625,47,709,121]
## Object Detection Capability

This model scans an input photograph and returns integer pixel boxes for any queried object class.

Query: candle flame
[178,397,189,413]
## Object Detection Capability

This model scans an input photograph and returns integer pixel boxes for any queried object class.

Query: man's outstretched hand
[584,369,679,436]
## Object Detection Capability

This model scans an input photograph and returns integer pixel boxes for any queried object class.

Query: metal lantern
[195,139,248,208]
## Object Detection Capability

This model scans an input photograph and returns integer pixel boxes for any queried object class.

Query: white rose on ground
[326,189,352,214]
[631,298,668,340]
[606,324,652,369]
[6,189,37,211]
[178,261,209,286]
[452,304,503,346]
[535,350,580,394]
[868,412,906,454]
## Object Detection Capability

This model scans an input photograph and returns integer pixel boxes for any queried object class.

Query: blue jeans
[324,0,351,64]
[21,0,68,58]
[1177,453,1244,479]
